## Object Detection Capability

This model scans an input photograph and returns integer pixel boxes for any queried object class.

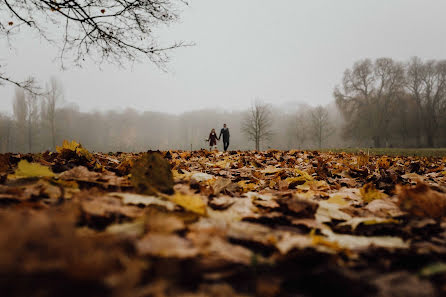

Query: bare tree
[13,88,27,151]
[242,101,273,151]
[310,106,332,149]
[406,58,446,147]
[12,88,39,152]
[1,0,190,91]
[0,113,12,153]
[290,111,308,149]
[43,78,63,150]
[335,58,405,147]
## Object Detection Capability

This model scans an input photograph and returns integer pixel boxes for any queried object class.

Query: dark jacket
[219,128,230,141]
[208,132,218,146]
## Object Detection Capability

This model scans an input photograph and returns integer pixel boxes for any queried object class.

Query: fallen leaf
[360,183,388,203]
[131,152,174,195]
[10,160,55,179]
[396,183,446,219]
[326,195,349,206]
[169,192,207,215]
[338,217,400,231]
[319,227,409,250]
[109,192,176,211]
[191,172,214,182]
[419,262,446,277]
[316,201,352,223]
[137,233,198,258]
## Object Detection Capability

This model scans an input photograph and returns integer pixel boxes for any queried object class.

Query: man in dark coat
[219,123,230,152]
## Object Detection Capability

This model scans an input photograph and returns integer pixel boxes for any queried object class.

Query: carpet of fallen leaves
[1,142,446,297]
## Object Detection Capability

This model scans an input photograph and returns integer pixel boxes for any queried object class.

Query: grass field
[322,148,446,157]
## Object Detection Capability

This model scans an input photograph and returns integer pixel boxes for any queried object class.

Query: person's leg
[224,141,229,151]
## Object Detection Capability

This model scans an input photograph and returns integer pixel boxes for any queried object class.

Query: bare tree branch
[0,0,191,92]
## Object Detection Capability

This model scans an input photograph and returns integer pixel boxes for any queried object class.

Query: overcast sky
[2,0,446,114]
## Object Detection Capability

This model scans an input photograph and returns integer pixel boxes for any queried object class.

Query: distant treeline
[0,56,445,153]
[335,57,446,148]
[0,93,345,153]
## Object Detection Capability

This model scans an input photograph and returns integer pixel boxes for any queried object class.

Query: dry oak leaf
[396,183,446,219]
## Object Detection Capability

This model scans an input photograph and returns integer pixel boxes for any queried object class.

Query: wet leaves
[0,146,445,296]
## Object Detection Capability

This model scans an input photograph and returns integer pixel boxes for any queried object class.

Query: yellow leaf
[326,195,349,206]
[356,154,370,168]
[291,169,313,181]
[214,159,231,169]
[56,140,78,153]
[376,156,391,169]
[338,217,400,231]
[360,183,388,203]
[169,193,207,215]
[172,169,191,181]
[10,160,55,178]
[310,229,343,251]
[56,140,94,161]
[296,180,330,191]
[237,180,257,193]
[285,170,314,186]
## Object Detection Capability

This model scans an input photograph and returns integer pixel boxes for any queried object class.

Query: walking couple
[206,124,230,152]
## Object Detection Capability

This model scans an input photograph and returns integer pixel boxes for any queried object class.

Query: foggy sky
[1,0,446,114]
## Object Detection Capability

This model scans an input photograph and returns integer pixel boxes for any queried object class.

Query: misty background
[1,0,446,152]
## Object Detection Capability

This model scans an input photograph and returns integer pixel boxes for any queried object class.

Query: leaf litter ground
[0,144,446,297]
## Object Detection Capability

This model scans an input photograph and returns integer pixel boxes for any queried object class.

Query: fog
[2,55,446,153]
[0,95,346,153]
[2,0,446,114]
[2,1,446,152]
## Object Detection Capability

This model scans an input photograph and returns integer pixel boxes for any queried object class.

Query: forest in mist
[1,57,446,153]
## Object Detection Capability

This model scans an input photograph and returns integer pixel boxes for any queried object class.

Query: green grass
[321,148,446,158]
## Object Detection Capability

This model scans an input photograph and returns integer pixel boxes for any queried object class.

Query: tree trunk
[51,118,56,151]
[28,118,32,153]
[426,132,434,147]
[6,122,10,153]
[373,136,381,148]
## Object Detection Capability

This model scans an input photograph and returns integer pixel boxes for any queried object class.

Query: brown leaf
[137,233,198,258]
[278,195,318,218]
[131,152,173,195]
[396,183,446,219]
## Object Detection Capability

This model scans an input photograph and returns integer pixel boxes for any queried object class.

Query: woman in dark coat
[206,128,218,151]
